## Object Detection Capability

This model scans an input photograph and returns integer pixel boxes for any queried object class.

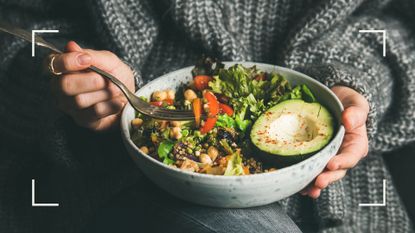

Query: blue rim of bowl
[121,62,345,180]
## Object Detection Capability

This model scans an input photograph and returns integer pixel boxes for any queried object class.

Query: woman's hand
[50,41,135,131]
[302,86,370,198]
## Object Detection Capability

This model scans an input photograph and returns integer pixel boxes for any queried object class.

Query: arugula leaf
[224,150,245,176]
[300,84,316,102]
[158,140,175,165]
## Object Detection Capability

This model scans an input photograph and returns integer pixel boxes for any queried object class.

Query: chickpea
[166,89,175,100]
[170,121,181,127]
[170,126,182,139]
[131,118,143,129]
[180,159,199,172]
[199,153,213,165]
[184,89,197,101]
[156,120,168,129]
[139,146,149,154]
[152,90,167,101]
[207,146,219,161]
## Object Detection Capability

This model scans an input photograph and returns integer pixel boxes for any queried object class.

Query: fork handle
[87,65,134,98]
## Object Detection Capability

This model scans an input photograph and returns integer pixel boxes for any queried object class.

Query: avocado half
[250,99,334,166]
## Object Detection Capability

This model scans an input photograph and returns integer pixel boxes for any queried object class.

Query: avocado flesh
[250,99,334,156]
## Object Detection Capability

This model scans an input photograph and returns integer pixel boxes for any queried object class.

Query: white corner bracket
[31,29,59,57]
[358,30,387,57]
[31,179,59,207]
[359,179,387,207]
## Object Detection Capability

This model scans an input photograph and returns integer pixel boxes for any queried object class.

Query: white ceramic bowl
[121,62,345,208]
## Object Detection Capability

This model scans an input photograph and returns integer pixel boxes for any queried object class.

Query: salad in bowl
[129,58,335,176]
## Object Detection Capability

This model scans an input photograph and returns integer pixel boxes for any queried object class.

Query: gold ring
[48,54,62,76]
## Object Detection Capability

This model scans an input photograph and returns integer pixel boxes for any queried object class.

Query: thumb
[332,86,369,131]
[65,41,83,53]
[342,106,367,131]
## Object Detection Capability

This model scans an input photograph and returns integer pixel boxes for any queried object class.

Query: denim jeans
[85,177,302,233]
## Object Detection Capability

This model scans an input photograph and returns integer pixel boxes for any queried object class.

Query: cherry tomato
[150,99,174,107]
[204,91,219,116]
[192,98,202,127]
[219,103,234,116]
[200,116,218,134]
[194,75,212,91]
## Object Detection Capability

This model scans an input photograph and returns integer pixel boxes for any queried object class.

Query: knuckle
[73,94,87,109]
[61,55,76,71]
[60,75,73,95]
[91,74,106,90]
[108,84,121,96]
[102,50,118,61]
[92,103,106,118]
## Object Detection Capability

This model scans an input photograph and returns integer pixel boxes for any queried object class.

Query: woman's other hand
[302,86,370,198]
[50,41,135,131]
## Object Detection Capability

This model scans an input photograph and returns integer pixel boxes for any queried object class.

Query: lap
[84,177,301,233]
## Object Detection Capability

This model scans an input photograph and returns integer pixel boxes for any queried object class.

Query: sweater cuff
[122,59,144,91]
[296,63,378,143]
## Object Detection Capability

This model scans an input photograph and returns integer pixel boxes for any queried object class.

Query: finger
[307,186,321,199]
[79,49,122,72]
[314,169,347,189]
[342,106,368,131]
[331,86,369,111]
[53,51,92,73]
[299,183,313,195]
[327,127,368,170]
[64,40,122,72]
[69,87,122,109]
[73,95,127,122]
[59,72,107,96]
[65,41,83,52]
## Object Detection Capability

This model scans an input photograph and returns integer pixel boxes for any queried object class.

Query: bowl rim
[121,61,345,180]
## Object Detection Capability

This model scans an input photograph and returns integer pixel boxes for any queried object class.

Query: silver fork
[0,21,196,120]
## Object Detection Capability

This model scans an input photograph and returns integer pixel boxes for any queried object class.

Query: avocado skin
[249,140,313,168]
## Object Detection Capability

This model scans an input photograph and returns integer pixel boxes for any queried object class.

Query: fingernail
[77,53,91,65]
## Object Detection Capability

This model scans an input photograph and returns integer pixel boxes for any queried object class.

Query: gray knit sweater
[0,0,414,232]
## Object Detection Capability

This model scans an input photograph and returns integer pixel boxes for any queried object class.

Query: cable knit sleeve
[283,14,415,153]
[281,0,415,228]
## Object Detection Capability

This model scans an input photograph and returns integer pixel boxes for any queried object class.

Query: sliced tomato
[164,99,174,105]
[150,101,163,107]
[219,103,234,116]
[150,99,174,107]
[192,98,202,127]
[194,75,212,91]
[200,116,217,134]
[204,91,219,116]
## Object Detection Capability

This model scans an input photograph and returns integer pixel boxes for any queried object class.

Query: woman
[0,0,413,232]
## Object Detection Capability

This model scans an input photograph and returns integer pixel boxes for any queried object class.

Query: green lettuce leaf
[216,114,236,128]
[157,140,175,165]
[280,84,316,103]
